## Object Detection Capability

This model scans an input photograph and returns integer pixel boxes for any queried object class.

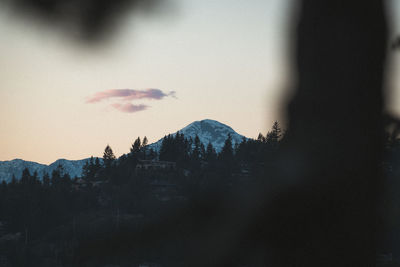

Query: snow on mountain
[0,158,89,183]
[148,119,247,152]
[48,159,89,178]
[0,119,247,182]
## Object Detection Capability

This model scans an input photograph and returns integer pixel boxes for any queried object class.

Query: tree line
[3,120,399,266]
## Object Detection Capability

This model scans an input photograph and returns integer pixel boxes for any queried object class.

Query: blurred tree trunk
[266,0,388,265]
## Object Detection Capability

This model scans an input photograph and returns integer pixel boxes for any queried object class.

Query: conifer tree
[11,174,17,186]
[20,168,31,185]
[142,136,148,147]
[159,135,170,161]
[219,134,234,164]
[192,135,201,161]
[257,133,266,143]
[95,157,101,169]
[32,171,39,185]
[103,145,116,168]
[130,137,141,154]
[200,143,206,161]
[51,164,64,187]
[42,172,50,187]
[142,136,148,159]
[82,157,93,180]
[219,134,235,176]
[205,142,217,163]
[266,121,282,144]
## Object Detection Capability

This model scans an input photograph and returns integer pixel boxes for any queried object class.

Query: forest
[1,121,400,266]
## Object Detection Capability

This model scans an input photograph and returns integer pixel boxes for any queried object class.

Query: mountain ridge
[0,158,89,183]
[0,119,249,182]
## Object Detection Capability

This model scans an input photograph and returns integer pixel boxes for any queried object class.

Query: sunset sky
[1,0,400,164]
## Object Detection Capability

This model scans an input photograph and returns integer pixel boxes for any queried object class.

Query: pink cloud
[86,88,176,114]
[111,103,148,113]
[86,88,176,103]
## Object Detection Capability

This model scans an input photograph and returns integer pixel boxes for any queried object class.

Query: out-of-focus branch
[2,0,164,41]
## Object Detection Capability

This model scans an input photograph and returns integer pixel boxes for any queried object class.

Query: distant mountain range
[0,159,89,183]
[0,119,248,182]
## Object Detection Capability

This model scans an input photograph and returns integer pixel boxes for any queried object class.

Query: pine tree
[95,157,101,169]
[219,134,234,163]
[11,174,17,186]
[205,142,217,163]
[142,136,148,159]
[42,172,50,187]
[83,156,103,181]
[200,143,206,161]
[103,145,116,168]
[142,136,148,147]
[257,133,266,143]
[159,135,170,161]
[32,171,39,185]
[61,172,72,188]
[192,135,201,161]
[51,164,64,187]
[20,168,31,185]
[82,157,93,180]
[266,121,282,144]
[218,134,235,176]
[130,137,141,154]
[220,134,233,156]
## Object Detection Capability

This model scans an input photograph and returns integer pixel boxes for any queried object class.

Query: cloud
[86,88,176,114]
[86,88,176,103]
[111,103,148,113]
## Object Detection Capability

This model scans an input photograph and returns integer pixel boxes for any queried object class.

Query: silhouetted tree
[83,156,94,180]
[159,132,191,166]
[83,156,103,181]
[257,133,266,143]
[142,136,148,159]
[103,145,116,168]
[219,134,234,175]
[42,172,50,187]
[20,168,31,185]
[51,164,64,187]
[159,135,170,161]
[265,121,281,145]
[10,174,17,186]
[205,142,217,164]
[192,135,201,160]
[130,137,141,154]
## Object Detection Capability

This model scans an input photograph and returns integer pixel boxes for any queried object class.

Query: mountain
[0,158,89,183]
[0,119,248,182]
[148,119,247,152]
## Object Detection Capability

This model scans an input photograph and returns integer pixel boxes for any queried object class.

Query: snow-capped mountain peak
[148,119,247,152]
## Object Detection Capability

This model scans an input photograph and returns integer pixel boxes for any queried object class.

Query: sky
[0,0,400,164]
